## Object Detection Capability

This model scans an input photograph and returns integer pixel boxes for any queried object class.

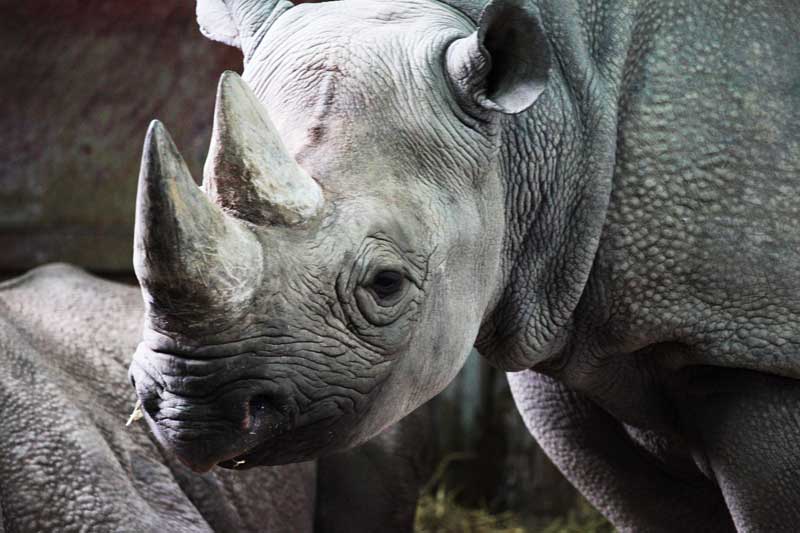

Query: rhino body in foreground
[130,0,800,531]
[0,265,431,532]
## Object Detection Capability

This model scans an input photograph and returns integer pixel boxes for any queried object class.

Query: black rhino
[129,0,800,531]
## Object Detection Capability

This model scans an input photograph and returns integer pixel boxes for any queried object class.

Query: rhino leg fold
[508,370,734,533]
[675,367,800,533]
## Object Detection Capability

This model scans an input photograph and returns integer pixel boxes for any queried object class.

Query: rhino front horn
[133,120,263,318]
[203,71,324,226]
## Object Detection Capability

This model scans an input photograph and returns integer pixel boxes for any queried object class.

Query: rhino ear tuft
[197,0,242,48]
[196,0,294,58]
[446,0,551,115]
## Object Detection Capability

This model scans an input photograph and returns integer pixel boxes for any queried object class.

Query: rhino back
[580,0,800,377]
[0,264,315,532]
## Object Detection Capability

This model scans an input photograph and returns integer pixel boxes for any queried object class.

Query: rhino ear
[197,0,293,58]
[446,0,551,115]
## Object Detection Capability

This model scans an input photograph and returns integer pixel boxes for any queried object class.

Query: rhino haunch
[131,0,800,530]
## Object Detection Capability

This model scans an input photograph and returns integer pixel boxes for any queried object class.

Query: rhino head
[129,0,550,472]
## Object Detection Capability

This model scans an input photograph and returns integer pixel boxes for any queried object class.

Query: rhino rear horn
[134,120,263,316]
[203,71,324,226]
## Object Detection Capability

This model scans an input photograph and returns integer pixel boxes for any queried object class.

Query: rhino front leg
[508,370,734,533]
[314,403,435,533]
[675,367,800,533]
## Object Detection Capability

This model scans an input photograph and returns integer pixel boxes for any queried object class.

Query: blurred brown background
[0,1,241,273]
[0,2,588,529]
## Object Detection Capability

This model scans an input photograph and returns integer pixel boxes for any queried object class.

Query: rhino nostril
[140,397,160,420]
[246,394,276,430]
[248,394,270,414]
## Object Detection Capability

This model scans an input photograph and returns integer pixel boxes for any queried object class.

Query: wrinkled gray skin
[0,265,432,532]
[130,0,800,531]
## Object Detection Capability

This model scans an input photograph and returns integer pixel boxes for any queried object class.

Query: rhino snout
[129,349,291,473]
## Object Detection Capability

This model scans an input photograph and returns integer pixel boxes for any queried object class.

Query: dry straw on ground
[414,454,614,533]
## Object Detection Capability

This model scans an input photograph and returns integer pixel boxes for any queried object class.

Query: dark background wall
[0,1,582,527]
[0,1,241,273]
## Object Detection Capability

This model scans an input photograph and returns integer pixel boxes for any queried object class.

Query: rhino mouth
[129,347,296,470]
[214,394,299,469]
[217,439,276,470]
[149,393,297,472]
[214,421,343,469]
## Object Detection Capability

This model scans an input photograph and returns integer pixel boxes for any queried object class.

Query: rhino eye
[370,270,405,301]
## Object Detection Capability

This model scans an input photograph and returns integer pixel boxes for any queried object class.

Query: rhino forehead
[239,0,491,187]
